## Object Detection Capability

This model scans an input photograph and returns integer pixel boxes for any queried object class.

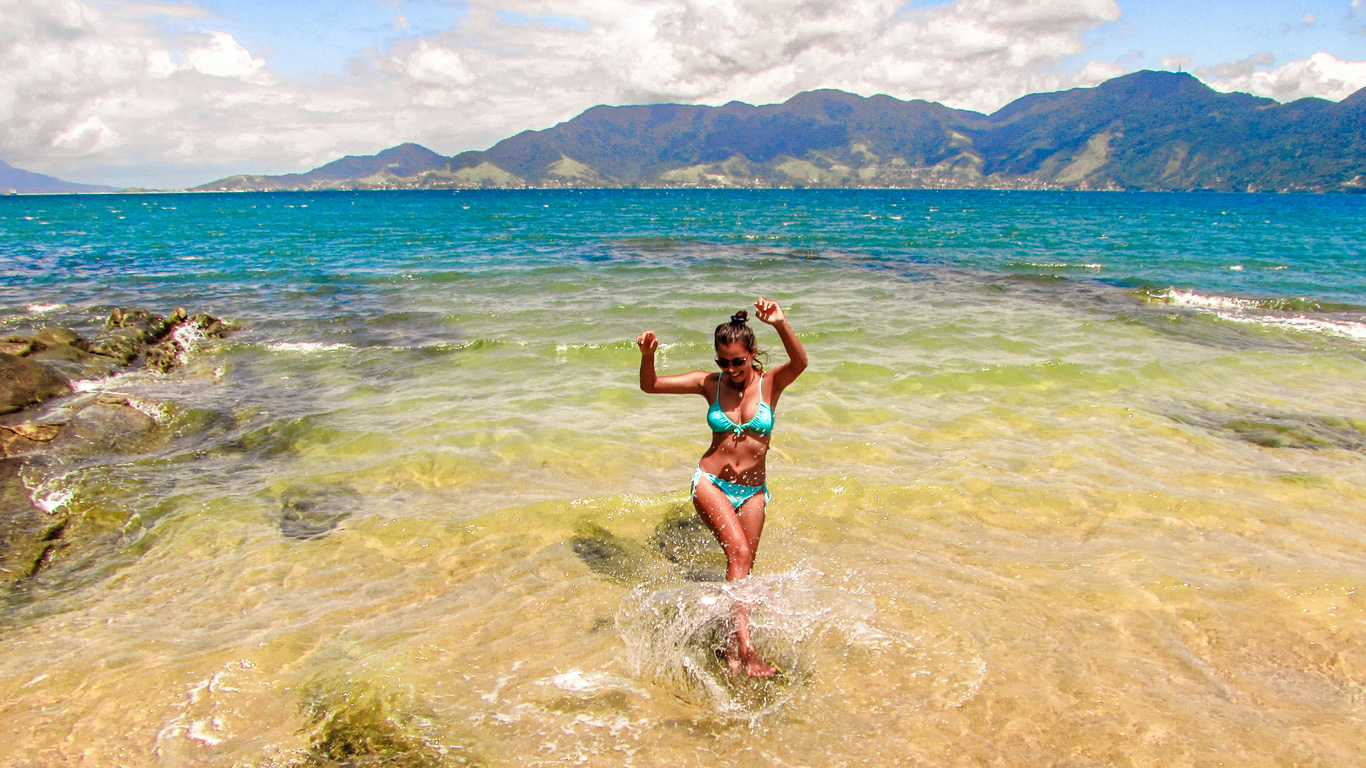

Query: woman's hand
[636,330,659,355]
[753,297,786,326]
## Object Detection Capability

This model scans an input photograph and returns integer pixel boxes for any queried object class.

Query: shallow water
[1,190,1364,766]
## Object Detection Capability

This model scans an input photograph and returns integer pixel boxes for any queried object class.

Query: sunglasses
[715,356,749,369]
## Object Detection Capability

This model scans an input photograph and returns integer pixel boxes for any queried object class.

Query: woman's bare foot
[740,651,777,679]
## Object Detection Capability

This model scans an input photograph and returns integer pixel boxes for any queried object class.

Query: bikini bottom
[691,467,770,509]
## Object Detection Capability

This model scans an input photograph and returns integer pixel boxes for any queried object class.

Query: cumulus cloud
[1,0,1361,188]
[1203,51,1366,102]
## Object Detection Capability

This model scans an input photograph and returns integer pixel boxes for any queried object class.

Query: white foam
[1154,289,1262,311]
[72,371,147,393]
[127,397,170,424]
[35,488,74,514]
[1155,289,1366,341]
[265,342,351,353]
[1212,311,1366,340]
[26,303,63,313]
[170,321,209,365]
[547,669,644,697]
[1015,262,1103,270]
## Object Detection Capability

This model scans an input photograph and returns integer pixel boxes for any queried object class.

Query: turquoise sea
[1,189,1365,766]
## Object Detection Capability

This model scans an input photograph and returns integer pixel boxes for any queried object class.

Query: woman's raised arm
[637,330,709,395]
[753,298,807,395]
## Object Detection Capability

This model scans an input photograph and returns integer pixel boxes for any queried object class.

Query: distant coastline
[6,69,1364,195]
[190,70,1366,196]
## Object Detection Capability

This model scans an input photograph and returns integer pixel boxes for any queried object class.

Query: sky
[3,0,1363,189]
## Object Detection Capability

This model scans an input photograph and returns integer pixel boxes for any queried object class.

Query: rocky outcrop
[0,306,235,589]
[0,353,70,414]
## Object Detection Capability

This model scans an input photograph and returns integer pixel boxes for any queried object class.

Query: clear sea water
[1,189,1364,766]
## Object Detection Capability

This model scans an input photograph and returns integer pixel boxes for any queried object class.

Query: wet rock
[0,337,35,356]
[144,312,232,373]
[0,423,62,459]
[25,328,120,380]
[279,483,363,540]
[94,307,180,365]
[0,457,65,587]
[33,327,92,351]
[301,672,481,767]
[0,353,70,414]
[51,397,167,456]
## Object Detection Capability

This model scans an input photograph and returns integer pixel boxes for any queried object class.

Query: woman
[636,297,808,678]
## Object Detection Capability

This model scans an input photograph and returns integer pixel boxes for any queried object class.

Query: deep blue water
[2,189,1363,308]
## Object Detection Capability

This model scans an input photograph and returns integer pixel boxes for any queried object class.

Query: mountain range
[194,70,1366,194]
[0,159,116,195]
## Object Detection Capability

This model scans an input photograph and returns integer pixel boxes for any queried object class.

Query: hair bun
[730,310,748,324]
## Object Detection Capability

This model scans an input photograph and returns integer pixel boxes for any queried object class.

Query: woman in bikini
[635,297,808,678]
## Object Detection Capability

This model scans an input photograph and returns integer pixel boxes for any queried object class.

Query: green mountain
[194,71,1366,193]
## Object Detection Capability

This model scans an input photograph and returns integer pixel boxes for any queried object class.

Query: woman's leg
[692,479,776,677]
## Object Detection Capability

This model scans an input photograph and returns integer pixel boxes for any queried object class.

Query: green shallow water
[0,191,1364,766]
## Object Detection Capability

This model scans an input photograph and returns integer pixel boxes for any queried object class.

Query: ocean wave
[1144,288,1364,313]
[1145,288,1366,341]
[1005,261,1103,271]
[1212,312,1366,341]
[264,342,354,353]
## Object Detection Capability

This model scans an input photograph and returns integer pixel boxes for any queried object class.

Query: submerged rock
[0,457,65,586]
[301,671,481,767]
[0,353,70,414]
[279,483,364,540]
[0,305,237,595]
[571,515,719,587]
[1176,408,1366,452]
[650,507,726,582]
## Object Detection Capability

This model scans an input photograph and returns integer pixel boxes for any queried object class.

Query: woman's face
[715,340,753,383]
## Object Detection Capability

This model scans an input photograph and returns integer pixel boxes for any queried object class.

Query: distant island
[0,159,117,195]
[195,70,1366,195]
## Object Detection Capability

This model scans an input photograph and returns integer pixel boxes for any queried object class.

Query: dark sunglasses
[715,356,749,369]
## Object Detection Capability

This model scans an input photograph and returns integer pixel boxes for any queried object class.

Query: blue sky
[183,0,1365,80]
[3,0,1363,188]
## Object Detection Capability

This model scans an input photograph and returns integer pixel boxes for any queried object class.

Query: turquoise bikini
[692,372,773,508]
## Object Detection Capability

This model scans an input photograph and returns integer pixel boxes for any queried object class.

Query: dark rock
[0,353,70,414]
[279,483,363,540]
[0,337,34,356]
[94,307,175,364]
[25,337,120,380]
[33,327,92,351]
[144,312,233,373]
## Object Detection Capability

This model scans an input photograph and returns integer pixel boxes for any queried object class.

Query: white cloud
[52,116,120,153]
[2,0,1363,189]
[1204,52,1366,102]
[183,31,271,83]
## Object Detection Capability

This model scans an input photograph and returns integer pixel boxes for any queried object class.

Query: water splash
[615,568,985,720]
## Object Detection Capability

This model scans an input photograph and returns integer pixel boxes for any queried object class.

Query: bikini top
[707,371,775,437]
